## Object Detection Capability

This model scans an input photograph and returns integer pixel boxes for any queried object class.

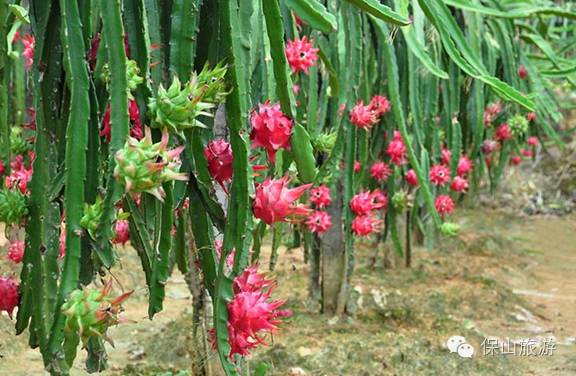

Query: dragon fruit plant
[0,0,569,376]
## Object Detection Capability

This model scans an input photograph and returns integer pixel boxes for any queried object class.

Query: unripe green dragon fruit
[440,222,461,237]
[147,76,214,136]
[10,127,32,155]
[80,197,103,240]
[313,132,337,153]
[508,114,529,137]
[392,191,411,212]
[101,60,144,99]
[195,62,229,103]
[62,280,133,367]
[0,188,28,225]
[114,128,187,201]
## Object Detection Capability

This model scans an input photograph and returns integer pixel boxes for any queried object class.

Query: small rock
[288,367,307,375]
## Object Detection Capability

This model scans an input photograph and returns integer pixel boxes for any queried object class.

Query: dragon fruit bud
[80,197,104,240]
[306,210,332,234]
[0,276,19,318]
[204,139,234,187]
[62,281,132,349]
[7,240,25,263]
[101,60,144,99]
[148,76,215,137]
[508,114,529,137]
[195,62,229,103]
[518,64,528,80]
[112,220,130,246]
[114,128,187,202]
[253,176,312,224]
[0,188,28,225]
[526,112,536,122]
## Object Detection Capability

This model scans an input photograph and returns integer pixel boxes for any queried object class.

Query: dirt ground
[0,161,575,375]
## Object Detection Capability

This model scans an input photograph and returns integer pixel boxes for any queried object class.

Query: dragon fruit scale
[195,62,229,104]
[113,128,188,201]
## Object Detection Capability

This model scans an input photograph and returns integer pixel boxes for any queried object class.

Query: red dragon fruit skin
[0,276,20,318]
[253,176,311,225]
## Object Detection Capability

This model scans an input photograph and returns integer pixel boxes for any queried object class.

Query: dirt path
[477,214,576,375]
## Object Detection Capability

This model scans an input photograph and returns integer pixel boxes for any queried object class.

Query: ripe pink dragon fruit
[20,34,35,71]
[253,176,311,225]
[495,123,512,142]
[309,185,331,209]
[112,220,130,246]
[511,156,522,165]
[429,164,450,186]
[285,36,319,75]
[483,102,503,126]
[435,195,454,218]
[406,169,418,187]
[521,149,533,158]
[350,101,377,130]
[212,266,291,358]
[0,276,19,318]
[306,210,332,234]
[527,137,538,146]
[214,239,235,270]
[441,147,452,165]
[456,156,473,177]
[481,139,498,154]
[5,163,32,194]
[351,215,382,236]
[370,189,388,211]
[7,240,24,263]
[250,101,293,164]
[204,139,234,188]
[370,161,391,182]
[450,177,469,193]
[518,65,528,80]
[101,100,143,142]
[354,160,361,173]
[386,131,407,166]
[350,191,385,216]
[526,112,536,122]
[368,95,390,117]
